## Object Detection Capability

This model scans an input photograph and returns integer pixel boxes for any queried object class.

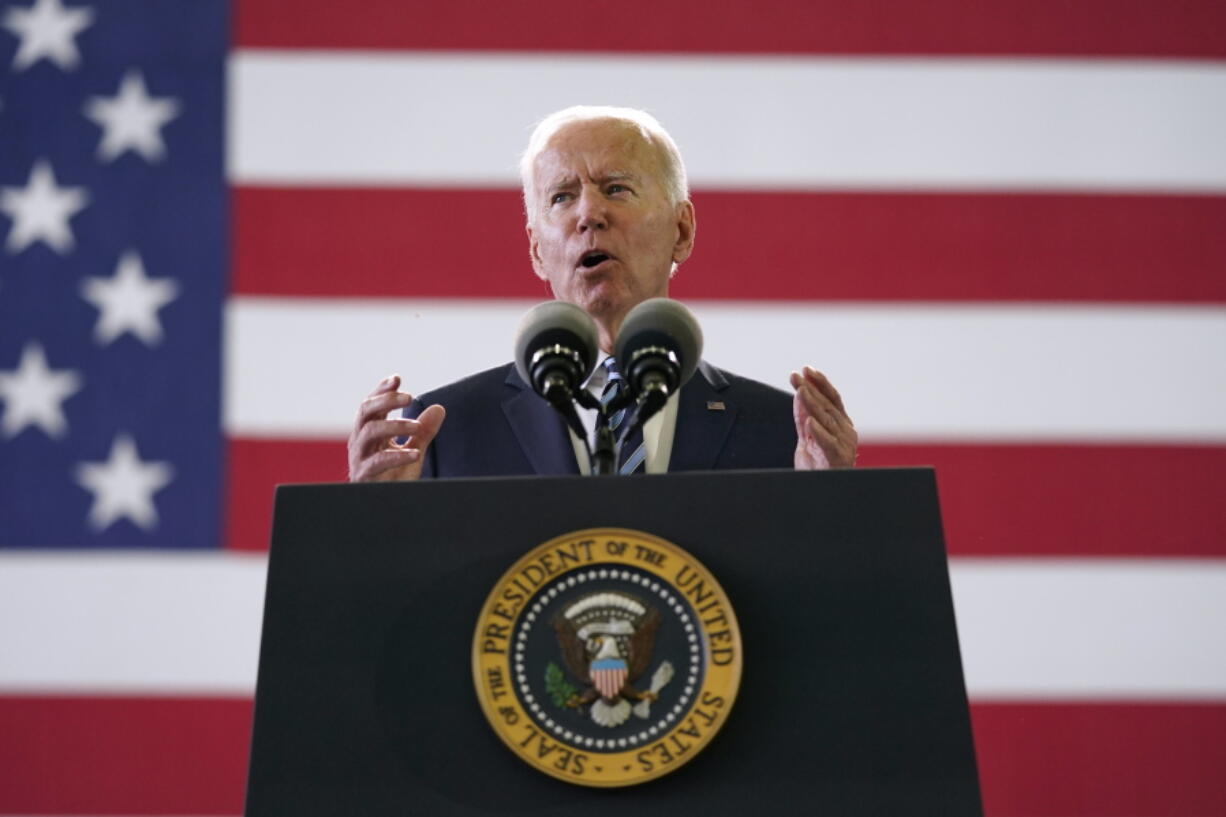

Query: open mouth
[579,250,612,269]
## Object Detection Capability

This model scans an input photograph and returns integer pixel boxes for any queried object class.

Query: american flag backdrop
[1,0,1225,814]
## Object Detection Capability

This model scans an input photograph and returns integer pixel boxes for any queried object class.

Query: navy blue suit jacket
[408,361,795,478]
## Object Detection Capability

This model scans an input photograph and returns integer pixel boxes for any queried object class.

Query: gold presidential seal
[472,528,742,787]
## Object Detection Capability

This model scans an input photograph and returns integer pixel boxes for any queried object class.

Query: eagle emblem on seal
[551,591,675,728]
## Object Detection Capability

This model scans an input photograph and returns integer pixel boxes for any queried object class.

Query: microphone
[514,301,599,431]
[614,298,703,423]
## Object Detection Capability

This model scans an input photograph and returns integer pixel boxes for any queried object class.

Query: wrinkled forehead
[531,118,666,190]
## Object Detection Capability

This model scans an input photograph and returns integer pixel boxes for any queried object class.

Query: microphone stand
[616,382,668,449]
[534,360,627,477]
[573,389,618,476]
[575,383,670,477]
[543,364,672,477]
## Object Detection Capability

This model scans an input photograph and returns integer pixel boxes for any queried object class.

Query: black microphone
[614,298,703,427]
[514,301,599,435]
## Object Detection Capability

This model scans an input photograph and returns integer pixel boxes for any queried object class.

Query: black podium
[246,468,982,815]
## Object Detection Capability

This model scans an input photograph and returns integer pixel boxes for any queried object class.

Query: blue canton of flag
[0,0,225,549]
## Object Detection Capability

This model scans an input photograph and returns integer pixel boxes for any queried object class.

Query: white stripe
[620,442,647,474]
[230,51,1226,191]
[0,552,266,695]
[2,553,1223,697]
[224,297,1226,441]
[952,559,1226,699]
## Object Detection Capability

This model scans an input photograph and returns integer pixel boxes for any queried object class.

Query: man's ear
[672,200,696,265]
[526,223,546,280]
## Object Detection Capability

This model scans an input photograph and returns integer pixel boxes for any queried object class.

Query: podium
[246,468,982,815]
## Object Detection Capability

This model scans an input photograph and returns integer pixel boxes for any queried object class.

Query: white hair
[519,105,689,222]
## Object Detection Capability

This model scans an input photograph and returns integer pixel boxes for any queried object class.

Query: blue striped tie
[600,358,646,475]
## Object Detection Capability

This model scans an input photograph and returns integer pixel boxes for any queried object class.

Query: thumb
[411,404,446,451]
[788,373,809,441]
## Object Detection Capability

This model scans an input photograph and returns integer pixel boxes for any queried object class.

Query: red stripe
[235,0,1226,58]
[971,702,1226,817]
[226,438,1226,557]
[233,187,1226,303]
[2,696,1221,814]
[0,695,251,815]
[858,443,1226,557]
[223,436,346,553]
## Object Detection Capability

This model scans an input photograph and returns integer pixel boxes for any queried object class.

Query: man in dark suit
[348,106,857,482]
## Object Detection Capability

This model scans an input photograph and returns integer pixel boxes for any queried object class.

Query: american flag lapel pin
[706,401,726,411]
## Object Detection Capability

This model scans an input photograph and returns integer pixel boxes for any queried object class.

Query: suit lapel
[501,367,581,476]
[669,361,735,472]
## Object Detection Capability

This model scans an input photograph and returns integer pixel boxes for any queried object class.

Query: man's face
[526,119,695,339]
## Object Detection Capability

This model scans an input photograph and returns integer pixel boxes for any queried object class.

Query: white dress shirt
[567,354,679,475]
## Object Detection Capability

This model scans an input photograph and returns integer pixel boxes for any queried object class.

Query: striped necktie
[600,358,646,475]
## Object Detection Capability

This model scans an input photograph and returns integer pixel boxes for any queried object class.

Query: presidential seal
[472,528,742,787]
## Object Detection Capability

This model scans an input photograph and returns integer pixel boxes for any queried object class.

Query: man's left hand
[791,366,857,470]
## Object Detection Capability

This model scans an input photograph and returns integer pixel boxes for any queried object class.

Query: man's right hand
[348,374,446,482]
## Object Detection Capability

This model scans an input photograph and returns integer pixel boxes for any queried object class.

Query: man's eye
[550,192,571,205]
[607,184,629,194]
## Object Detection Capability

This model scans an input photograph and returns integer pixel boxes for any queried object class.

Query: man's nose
[575,188,607,232]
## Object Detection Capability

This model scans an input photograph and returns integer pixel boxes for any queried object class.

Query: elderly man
[348,106,857,482]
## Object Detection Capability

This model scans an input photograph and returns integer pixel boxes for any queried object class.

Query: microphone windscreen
[513,301,600,388]
[614,298,704,387]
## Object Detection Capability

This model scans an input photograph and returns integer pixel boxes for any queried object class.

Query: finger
[354,389,414,433]
[795,379,846,432]
[409,404,447,452]
[354,374,405,427]
[805,415,840,448]
[354,418,423,457]
[367,373,400,398]
[351,448,421,482]
[802,366,848,417]
[809,416,858,468]
[799,377,848,431]
[791,386,810,441]
[791,373,835,435]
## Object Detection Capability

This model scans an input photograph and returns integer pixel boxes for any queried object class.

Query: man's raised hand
[347,374,446,482]
[790,366,857,470]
